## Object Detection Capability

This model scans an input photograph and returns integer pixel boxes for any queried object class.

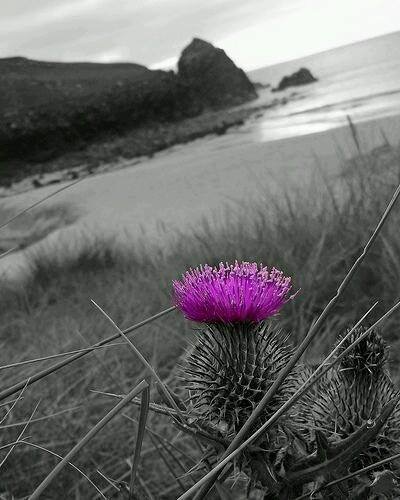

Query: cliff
[0,39,256,170]
[178,38,257,107]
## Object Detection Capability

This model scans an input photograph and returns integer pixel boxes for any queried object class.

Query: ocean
[248,30,400,141]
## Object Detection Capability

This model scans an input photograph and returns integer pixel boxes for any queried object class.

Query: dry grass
[0,138,400,498]
[0,201,79,255]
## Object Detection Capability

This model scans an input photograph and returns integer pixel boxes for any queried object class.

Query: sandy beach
[2,111,400,280]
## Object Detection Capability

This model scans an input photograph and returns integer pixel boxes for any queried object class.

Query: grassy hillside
[0,138,400,497]
[0,102,263,191]
[0,40,258,187]
[0,57,199,167]
[0,57,154,112]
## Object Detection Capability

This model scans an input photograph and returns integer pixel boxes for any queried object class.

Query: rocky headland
[0,38,258,187]
[178,38,257,107]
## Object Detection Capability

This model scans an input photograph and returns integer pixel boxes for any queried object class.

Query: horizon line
[1,28,398,74]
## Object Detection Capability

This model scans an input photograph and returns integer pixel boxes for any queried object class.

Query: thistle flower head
[172,261,292,323]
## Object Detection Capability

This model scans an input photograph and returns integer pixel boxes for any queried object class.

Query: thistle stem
[294,452,400,499]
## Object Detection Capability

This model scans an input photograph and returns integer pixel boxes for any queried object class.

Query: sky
[1,0,399,71]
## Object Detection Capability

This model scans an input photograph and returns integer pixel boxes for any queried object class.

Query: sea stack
[273,67,317,91]
[178,38,257,108]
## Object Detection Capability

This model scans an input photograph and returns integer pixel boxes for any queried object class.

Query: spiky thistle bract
[292,327,400,498]
[173,263,400,498]
[181,321,303,492]
[183,322,295,432]
[174,261,301,491]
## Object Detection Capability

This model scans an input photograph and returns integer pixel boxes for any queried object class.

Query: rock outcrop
[253,81,271,90]
[178,38,257,108]
[273,67,317,92]
[0,38,257,172]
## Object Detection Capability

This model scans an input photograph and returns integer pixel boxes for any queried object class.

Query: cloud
[0,0,106,33]
[0,0,399,69]
[0,0,273,64]
[91,47,132,63]
[150,56,178,71]
[216,0,400,69]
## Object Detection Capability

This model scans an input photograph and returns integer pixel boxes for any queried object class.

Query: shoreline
[0,90,288,196]
[3,78,397,197]
[1,112,399,282]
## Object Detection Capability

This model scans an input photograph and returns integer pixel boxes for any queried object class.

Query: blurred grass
[0,202,79,254]
[0,138,400,498]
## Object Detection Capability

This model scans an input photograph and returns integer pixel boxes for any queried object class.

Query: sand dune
[2,113,400,279]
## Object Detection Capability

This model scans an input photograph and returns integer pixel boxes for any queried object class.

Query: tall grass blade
[137,474,155,500]
[124,413,197,473]
[0,178,84,231]
[347,115,362,155]
[0,306,175,402]
[0,400,40,469]
[0,246,17,260]
[0,377,31,424]
[0,406,78,429]
[0,342,125,372]
[92,390,192,419]
[148,433,186,492]
[96,468,121,493]
[0,440,105,498]
[129,384,150,499]
[91,300,184,419]
[29,379,149,499]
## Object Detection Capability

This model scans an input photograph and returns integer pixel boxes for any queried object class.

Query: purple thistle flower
[172,261,292,323]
